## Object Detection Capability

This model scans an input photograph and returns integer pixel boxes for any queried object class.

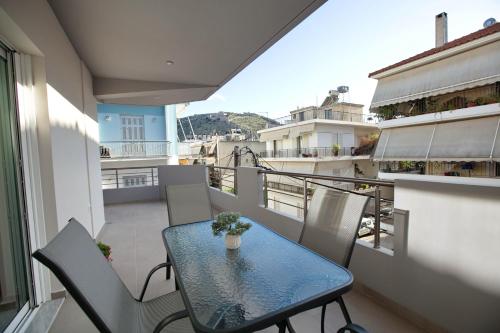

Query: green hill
[177,112,278,139]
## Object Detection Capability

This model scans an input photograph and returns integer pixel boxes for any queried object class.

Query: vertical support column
[115,169,119,189]
[303,178,308,223]
[233,146,239,168]
[263,173,268,208]
[374,185,381,248]
[165,105,178,165]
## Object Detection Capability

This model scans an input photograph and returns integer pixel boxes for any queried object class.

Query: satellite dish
[483,18,496,28]
[337,86,349,94]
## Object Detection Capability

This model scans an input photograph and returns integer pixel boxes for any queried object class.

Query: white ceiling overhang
[47,0,326,106]
[370,39,500,109]
[373,115,500,162]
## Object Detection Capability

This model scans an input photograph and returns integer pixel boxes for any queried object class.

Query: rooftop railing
[100,140,170,159]
[268,111,379,128]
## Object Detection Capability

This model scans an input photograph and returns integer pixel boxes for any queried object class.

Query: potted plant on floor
[97,241,112,262]
[212,212,252,250]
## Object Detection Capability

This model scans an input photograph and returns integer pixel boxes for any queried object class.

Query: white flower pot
[225,234,241,250]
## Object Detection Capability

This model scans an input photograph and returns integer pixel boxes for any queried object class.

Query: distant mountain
[177,112,279,139]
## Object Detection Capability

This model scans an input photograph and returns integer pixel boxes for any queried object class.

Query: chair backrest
[158,165,207,200]
[33,219,137,333]
[166,183,214,226]
[299,188,369,268]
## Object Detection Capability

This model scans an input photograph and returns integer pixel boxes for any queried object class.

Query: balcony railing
[268,111,379,127]
[100,140,170,159]
[101,166,158,189]
[208,165,237,194]
[204,164,394,249]
[260,169,394,249]
[258,146,359,158]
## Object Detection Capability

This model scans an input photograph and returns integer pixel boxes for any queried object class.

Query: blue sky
[184,0,500,118]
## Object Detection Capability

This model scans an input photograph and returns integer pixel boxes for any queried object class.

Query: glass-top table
[162,217,353,333]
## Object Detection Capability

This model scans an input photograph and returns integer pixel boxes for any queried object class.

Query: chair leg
[285,318,296,333]
[276,321,286,333]
[166,254,171,280]
[337,296,352,324]
[321,304,327,333]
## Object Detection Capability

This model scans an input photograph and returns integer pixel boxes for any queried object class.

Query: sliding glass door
[0,45,31,331]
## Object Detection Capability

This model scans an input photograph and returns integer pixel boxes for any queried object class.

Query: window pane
[0,51,30,330]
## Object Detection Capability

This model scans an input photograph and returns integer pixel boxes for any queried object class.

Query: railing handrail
[100,140,171,143]
[258,169,394,187]
[209,166,236,171]
[101,165,163,171]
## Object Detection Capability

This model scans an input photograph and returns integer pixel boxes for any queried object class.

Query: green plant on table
[212,212,251,236]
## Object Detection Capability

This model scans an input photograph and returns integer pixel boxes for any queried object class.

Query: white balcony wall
[210,167,500,332]
[1,0,105,293]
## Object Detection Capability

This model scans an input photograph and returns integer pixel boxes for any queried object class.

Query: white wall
[0,0,105,237]
[0,0,106,295]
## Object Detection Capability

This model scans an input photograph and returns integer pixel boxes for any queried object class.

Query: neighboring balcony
[259,146,366,159]
[100,140,171,159]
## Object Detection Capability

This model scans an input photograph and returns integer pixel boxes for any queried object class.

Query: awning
[289,123,315,138]
[259,128,290,142]
[370,41,500,109]
[374,115,500,161]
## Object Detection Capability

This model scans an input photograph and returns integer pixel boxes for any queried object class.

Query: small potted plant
[212,212,252,250]
[97,241,112,262]
[332,144,340,156]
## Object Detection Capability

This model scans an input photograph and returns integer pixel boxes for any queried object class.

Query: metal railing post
[219,168,223,190]
[263,173,268,208]
[374,185,381,248]
[234,169,238,194]
[303,178,308,222]
[115,169,119,189]
[151,168,155,186]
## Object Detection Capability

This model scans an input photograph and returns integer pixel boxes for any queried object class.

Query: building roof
[368,22,500,78]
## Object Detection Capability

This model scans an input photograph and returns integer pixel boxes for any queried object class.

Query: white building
[257,98,379,217]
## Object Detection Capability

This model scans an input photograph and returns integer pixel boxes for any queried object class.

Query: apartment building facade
[257,97,379,218]
[370,15,500,178]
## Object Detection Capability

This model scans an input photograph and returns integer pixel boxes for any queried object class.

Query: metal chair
[33,219,193,333]
[299,188,369,333]
[165,183,214,280]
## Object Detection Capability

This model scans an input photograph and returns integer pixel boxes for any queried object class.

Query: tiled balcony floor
[50,201,424,333]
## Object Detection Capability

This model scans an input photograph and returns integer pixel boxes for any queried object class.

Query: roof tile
[368,23,500,78]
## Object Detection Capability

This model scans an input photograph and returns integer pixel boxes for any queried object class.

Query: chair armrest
[138,263,168,302]
[153,309,189,333]
[337,323,369,333]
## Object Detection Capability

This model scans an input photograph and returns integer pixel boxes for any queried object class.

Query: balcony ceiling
[47,0,326,106]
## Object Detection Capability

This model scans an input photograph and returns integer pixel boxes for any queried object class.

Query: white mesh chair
[166,183,213,227]
[33,219,193,333]
[165,183,214,280]
[299,188,369,333]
